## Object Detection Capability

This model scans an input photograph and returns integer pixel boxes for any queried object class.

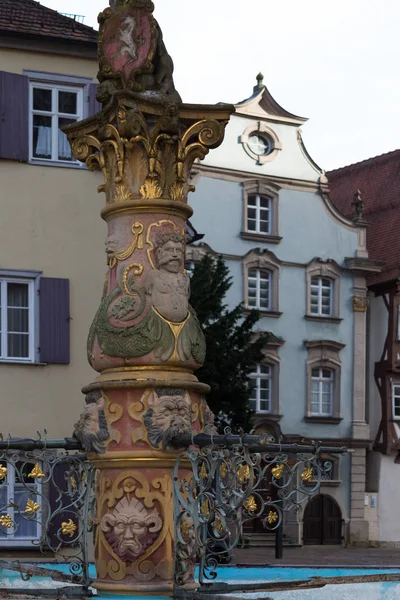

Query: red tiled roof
[327,149,400,287]
[0,0,98,43]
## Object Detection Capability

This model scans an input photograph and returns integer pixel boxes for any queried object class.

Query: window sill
[241,232,282,244]
[0,360,47,366]
[304,416,343,424]
[245,309,282,319]
[305,315,342,324]
[29,159,84,170]
[305,480,342,488]
[252,413,282,422]
[0,541,41,548]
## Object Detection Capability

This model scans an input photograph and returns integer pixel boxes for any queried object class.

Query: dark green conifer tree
[189,254,269,432]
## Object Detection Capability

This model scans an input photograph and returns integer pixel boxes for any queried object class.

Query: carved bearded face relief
[154,233,184,274]
[101,497,162,561]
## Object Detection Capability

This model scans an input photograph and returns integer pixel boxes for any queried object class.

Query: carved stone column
[65,0,232,595]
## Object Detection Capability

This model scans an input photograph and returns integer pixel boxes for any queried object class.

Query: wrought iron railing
[0,435,94,594]
[173,431,347,588]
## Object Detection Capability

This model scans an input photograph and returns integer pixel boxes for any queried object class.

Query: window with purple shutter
[0,71,29,162]
[39,278,70,364]
[88,83,102,116]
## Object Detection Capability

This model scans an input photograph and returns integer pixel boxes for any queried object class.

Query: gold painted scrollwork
[103,392,123,447]
[96,471,173,582]
[122,264,144,296]
[108,222,144,268]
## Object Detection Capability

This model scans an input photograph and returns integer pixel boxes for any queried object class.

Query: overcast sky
[43,0,400,171]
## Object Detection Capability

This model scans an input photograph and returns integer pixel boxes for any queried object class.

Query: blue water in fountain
[1,563,400,598]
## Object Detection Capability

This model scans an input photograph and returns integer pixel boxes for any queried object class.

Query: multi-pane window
[248,269,271,310]
[30,83,83,162]
[247,194,271,234]
[310,277,333,316]
[250,364,272,413]
[311,368,334,416]
[393,384,400,419]
[0,461,41,544]
[0,278,34,362]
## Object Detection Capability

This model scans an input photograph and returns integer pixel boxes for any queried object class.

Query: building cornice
[0,31,98,59]
[344,257,384,274]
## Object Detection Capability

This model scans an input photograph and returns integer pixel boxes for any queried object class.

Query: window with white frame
[311,368,334,416]
[248,269,271,311]
[247,194,272,234]
[30,83,83,163]
[392,384,400,419]
[310,276,333,317]
[250,364,272,413]
[0,277,35,362]
[0,461,41,545]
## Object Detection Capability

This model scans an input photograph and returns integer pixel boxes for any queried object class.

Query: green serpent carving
[87,284,206,365]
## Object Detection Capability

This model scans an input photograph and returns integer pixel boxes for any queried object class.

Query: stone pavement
[233,545,400,567]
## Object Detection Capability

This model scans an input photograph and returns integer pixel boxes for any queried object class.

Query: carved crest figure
[101,496,162,560]
[144,388,192,449]
[98,1,181,103]
[73,391,110,454]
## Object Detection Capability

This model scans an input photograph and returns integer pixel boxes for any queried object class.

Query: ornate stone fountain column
[65,0,232,595]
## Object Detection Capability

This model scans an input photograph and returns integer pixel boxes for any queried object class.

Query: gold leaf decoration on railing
[0,515,12,528]
[214,515,224,533]
[28,464,45,479]
[0,465,7,481]
[25,499,40,514]
[301,467,313,482]
[219,462,227,479]
[199,463,208,479]
[200,499,210,517]
[244,495,257,513]
[237,464,250,483]
[61,519,77,538]
[271,463,285,480]
[267,511,278,525]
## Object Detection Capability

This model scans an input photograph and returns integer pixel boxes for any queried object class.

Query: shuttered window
[0,277,35,362]
[0,71,100,164]
[0,72,29,161]
[0,273,70,365]
[39,278,70,364]
[29,83,83,163]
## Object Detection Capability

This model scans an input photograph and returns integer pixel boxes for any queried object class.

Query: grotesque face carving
[155,232,184,274]
[144,388,192,450]
[101,497,162,561]
[73,391,109,454]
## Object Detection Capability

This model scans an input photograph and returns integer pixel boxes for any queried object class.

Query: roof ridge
[0,0,98,43]
[328,148,400,174]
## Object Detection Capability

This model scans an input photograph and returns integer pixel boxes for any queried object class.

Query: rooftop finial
[254,72,264,92]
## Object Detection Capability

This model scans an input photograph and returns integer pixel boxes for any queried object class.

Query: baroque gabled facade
[188,75,380,546]
[328,150,400,545]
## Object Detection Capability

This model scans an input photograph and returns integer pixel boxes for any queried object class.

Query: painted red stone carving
[103,7,153,82]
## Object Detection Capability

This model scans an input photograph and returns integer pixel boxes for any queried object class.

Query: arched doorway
[303,494,343,545]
